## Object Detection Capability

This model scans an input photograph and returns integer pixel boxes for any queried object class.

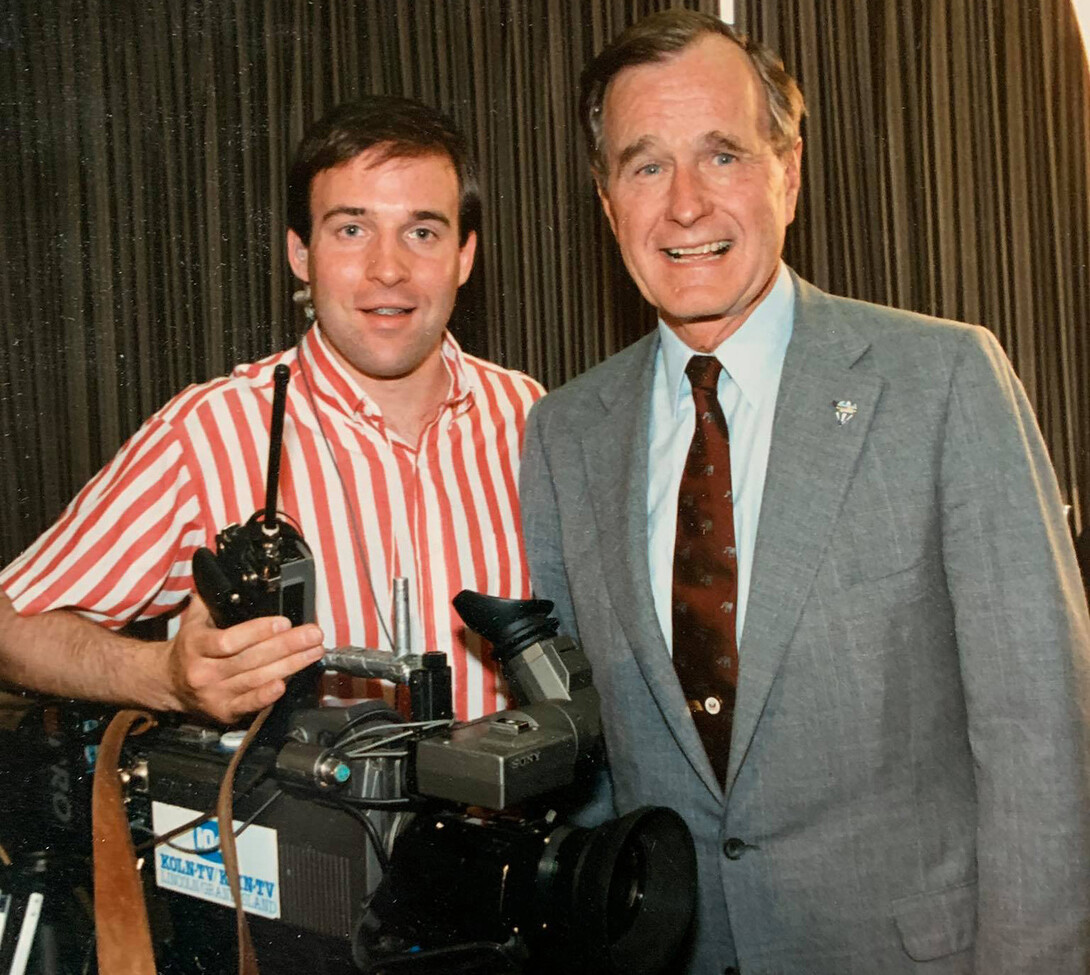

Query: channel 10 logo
[192,820,225,864]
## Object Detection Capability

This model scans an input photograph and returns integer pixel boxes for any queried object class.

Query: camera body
[1,611,696,975]
[0,365,697,974]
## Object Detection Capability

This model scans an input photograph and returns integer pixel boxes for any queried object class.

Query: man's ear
[783,137,803,226]
[286,229,310,282]
[596,179,619,237]
[457,230,478,287]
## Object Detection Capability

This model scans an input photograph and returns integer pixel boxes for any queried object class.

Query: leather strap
[93,705,270,975]
[92,709,157,975]
[217,703,273,975]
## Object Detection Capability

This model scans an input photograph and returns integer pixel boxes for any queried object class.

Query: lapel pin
[833,400,858,426]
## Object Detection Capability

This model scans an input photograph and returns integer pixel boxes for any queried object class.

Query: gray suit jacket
[520,275,1090,974]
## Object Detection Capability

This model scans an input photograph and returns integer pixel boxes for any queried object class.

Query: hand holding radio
[164,593,325,725]
[184,363,325,727]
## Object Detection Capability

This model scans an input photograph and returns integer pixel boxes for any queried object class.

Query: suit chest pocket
[827,473,940,595]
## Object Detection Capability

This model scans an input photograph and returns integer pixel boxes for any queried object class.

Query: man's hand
[0,588,325,722]
[166,595,326,724]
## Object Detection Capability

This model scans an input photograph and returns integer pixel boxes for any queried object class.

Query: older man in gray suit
[520,10,1090,975]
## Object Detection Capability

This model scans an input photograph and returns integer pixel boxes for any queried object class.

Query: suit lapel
[725,277,884,796]
[580,334,724,799]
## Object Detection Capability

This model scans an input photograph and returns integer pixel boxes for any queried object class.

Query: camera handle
[319,576,454,722]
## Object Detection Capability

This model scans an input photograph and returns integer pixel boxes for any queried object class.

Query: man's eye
[339,224,362,237]
[409,227,436,241]
[636,162,662,177]
[713,152,736,166]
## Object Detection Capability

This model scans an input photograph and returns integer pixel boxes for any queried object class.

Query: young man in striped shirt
[0,96,544,725]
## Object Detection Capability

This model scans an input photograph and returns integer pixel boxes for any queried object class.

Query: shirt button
[723,837,747,860]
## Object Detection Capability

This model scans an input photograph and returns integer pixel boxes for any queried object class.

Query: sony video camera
[0,364,697,975]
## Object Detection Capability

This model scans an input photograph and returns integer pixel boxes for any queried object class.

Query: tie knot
[685,355,722,394]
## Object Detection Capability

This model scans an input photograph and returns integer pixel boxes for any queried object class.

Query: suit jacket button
[723,968,739,975]
[723,837,746,860]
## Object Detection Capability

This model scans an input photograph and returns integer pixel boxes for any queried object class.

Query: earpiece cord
[296,350,396,651]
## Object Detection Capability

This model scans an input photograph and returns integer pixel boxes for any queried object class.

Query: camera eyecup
[452,591,559,663]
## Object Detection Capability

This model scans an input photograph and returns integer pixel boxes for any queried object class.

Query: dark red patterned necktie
[672,354,738,786]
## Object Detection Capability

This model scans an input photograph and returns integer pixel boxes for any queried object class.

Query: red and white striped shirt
[1,327,545,721]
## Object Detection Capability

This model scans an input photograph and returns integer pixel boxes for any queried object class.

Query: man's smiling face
[597,33,801,348]
[287,147,476,385]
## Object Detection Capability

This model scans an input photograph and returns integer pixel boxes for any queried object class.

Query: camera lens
[362,806,695,975]
[605,843,645,942]
[538,806,697,975]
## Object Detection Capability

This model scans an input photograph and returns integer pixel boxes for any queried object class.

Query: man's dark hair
[579,9,806,182]
[287,95,481,246]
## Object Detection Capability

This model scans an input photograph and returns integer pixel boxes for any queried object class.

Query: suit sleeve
[519,402,580,642]
[520,400,617,824]
[939,326,1090,972]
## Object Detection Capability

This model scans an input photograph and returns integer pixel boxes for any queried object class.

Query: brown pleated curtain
[1,0,1088,566]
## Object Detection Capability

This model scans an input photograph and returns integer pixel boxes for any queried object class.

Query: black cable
[134,809,213,855]
[133,761,277,854]
[335,799,392,874]
[155,788,285,856]
[335,718,454,754]
[237,788,284,834]
[340,749,412,760]
[337,795,423,811]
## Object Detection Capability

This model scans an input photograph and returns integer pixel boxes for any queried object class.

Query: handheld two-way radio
[191,363,320,724]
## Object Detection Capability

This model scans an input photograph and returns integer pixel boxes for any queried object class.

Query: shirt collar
[298,325,475,420]
[658,261,794,412]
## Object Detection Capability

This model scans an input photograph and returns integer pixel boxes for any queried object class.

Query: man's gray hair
[579,9,806,182]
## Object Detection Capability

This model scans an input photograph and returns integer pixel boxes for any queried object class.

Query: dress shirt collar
[657,261,794,412]
[298,325,475,421]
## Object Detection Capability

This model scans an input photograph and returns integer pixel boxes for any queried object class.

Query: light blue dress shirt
[647,262,794,654]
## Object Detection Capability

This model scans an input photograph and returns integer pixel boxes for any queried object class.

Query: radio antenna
[263,364,292,535]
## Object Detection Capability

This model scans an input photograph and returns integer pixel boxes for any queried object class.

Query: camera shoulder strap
[91,709,157,975]
[216,705,272,975]
[93,705,270,975]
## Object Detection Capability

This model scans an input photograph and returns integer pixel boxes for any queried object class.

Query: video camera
[0,365,697,975]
